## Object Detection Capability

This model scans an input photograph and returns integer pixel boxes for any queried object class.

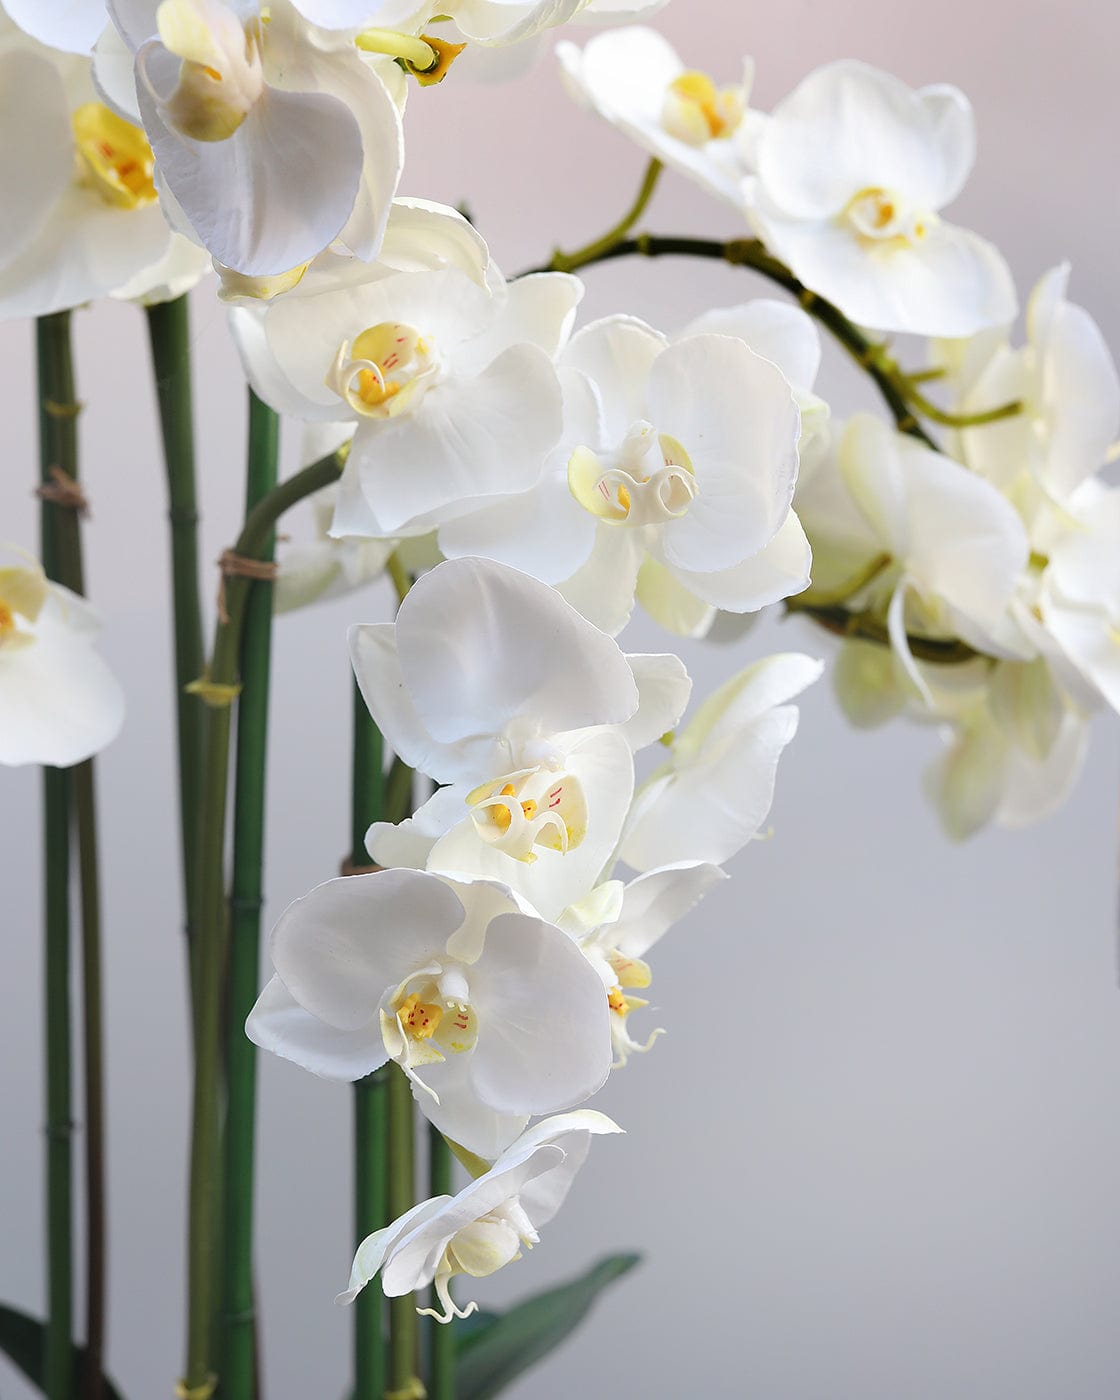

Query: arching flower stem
[182,445,343,1396]
[145,295,205,991]
[550,158,663,274]
[533,220,1022,442]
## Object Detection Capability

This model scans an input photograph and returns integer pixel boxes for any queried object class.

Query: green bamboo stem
[40,312,109,1400]
[39,310,111,1400]
[145,295,205,968]
[387,1067,421,1399]
[352,679,389,1400]
[427,1127,455,1400]
[37,312,75,1400]
[41,757,73,1400]
[385,757,415,827]
[181,447,343,1397]
[74,760,106,1400]
[353,1073,389,1400]
[219,392,280,1400]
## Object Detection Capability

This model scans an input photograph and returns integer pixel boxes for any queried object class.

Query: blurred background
[3,1,1120,1396]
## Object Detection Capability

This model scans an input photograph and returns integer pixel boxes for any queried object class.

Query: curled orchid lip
[140,0,266,143]
[568,425,699,528]
[843,186,935,248]
[662,69,745,145]
[416,1269,481,1324]
[466,765,588,862]
[326,322,439,419]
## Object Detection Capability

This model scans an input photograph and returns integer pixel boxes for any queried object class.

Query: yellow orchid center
[606,986,628,1015]
[396,992,443,1042]
[327,322,438,420]
[154,0,265,143]
[663,70,744,145]
[466,766,588,863]
[568,423,698,527]
[383,977,479,1077]
[0,601,15,643]
[486,781,538,834]
[843,187,932,247]
[71,104,157,210]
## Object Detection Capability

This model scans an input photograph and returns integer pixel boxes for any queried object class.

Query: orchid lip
[662,69,745,146]
[142,0,266,143]
[842,186,934,247]
[465,766,588,862]
[326,321,439,420]
[568,423,699,528]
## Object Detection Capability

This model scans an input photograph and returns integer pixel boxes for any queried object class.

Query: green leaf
[456,1253,640,1400]
[0,1302,127,1399]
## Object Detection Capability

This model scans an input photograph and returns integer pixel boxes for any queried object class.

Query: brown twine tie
[216,548,279,625]
[34,467,90,518]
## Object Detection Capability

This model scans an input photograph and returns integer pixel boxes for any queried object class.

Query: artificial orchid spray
[1,3,1117,1398]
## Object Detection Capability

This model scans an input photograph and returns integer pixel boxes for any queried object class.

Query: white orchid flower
[557,26,755,207]
[231,226,578,536]
[619,652,823,872]
[338,1111,622,1321]
[923,659,1089,840]
[0,20,208,318]
[958,265,1120,521]
[0,551,125,767]
[1,0,109,54]
[560,862,725,1066]
[833,638,1088,838]
[247,869,612,1158]
[744,60,1016,336]
[108,0,404,275]
[351,558,690,921]
[797,415,1031,702]
[441,315,809,639]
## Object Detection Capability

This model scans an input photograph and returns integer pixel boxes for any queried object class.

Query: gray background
[4,1,1120,1395]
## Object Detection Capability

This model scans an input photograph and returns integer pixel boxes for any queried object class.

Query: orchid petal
[269,869,465,1031]
[393,558,638,744]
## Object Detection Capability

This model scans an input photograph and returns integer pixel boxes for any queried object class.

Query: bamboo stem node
[185,674,243,709]
[175,1373,217,1399]
[43,397,83,420]
[386,1381,427,1400]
